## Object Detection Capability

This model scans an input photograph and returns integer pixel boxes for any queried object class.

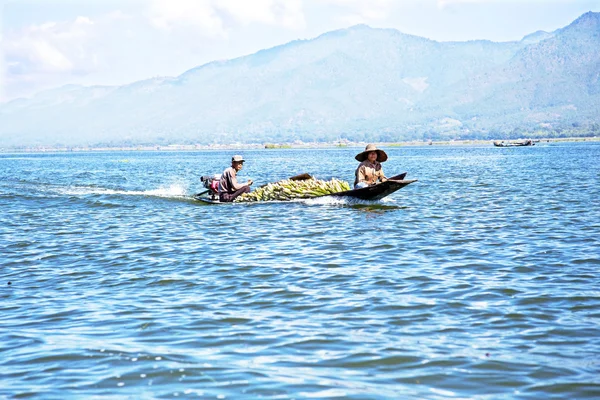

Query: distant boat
[493,139,534,147]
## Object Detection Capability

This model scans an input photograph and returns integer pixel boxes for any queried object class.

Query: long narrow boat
[493,140,534,147]
[193,172,417,204]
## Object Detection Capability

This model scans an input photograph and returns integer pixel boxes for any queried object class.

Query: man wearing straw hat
[218,155,253,202]
[354,144,388,189]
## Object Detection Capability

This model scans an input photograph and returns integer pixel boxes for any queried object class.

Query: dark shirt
[219,167,248,194]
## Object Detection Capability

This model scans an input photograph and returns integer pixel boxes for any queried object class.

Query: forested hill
[1,12,599,147]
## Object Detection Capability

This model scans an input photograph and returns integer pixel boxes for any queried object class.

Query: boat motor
[200,174,221,199]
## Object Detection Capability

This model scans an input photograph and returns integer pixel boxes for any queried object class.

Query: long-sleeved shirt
[219,167,248,194]
[354,160,386,187]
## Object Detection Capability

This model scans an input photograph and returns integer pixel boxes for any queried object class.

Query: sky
[1,0,599,102]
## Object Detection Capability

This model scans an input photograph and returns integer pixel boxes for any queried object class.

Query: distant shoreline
[1,136,598,153]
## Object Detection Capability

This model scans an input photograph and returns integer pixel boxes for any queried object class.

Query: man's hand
[248,179,253,186]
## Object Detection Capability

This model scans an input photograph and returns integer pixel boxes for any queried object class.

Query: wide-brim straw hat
[355,144,388,162]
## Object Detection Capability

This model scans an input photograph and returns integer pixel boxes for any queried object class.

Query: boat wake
[303,196,402,208]
[49,184,189,199]
[304,196,369,206]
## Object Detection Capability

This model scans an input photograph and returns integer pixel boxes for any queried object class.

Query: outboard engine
[200,174,221,199]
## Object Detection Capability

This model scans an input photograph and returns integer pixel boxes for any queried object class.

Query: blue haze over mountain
[1,12,599,147]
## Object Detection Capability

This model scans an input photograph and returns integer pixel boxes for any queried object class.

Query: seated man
[219,155,253,202]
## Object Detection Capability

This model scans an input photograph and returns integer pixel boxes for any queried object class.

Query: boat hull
[329,173,417,201]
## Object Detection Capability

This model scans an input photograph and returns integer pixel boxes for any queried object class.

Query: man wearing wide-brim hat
[218,155,253,202]
[354,144,388,189]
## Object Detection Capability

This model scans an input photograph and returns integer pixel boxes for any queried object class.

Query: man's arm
[230,171,251,190]
[380,169,387,182]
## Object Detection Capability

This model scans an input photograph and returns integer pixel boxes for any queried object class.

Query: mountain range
[1,12,599,147]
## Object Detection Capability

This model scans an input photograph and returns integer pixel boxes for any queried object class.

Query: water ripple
[1,145,599,398]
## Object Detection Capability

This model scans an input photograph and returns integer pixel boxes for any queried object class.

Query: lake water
[1,143,599,399]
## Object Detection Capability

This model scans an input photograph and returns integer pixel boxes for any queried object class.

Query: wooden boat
[193,172,417,204]
[493,139,534,147]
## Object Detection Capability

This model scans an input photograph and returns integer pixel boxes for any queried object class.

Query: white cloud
[75,16,94,25]
[437,0,552,8]
[217,0,305,29]
[5,17,95,75]
[146,0,306,32]
[107,10,131,21]
[319,0,395,25]
[1,1,304,99]
[439,0,484,6]
[146,0,225,36]
[29,40,73,71]
[1,11,112,100]
[321,0,393,6]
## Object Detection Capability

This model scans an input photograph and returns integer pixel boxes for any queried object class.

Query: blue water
[1,144,599,399]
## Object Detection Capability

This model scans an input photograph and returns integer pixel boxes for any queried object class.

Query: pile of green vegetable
[235,178,351,202]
